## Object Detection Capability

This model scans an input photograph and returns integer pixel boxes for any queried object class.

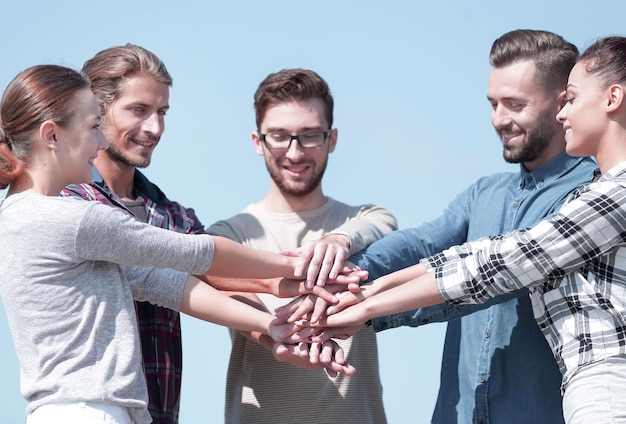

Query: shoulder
[207,210,259,241]
[324,197,375,213]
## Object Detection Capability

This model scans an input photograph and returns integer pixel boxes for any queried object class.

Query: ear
[39,120,59,150]
[606,84,625,113]
[327,128,338,154]
[252,131,264,156]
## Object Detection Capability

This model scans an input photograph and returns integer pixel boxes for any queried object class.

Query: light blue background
[1,1,623,422]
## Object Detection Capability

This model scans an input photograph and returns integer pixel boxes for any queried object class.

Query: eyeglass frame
[257,129,333,150]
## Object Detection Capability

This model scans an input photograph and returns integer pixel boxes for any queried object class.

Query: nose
[284,136,305,160]
[491,103,511,128]
[144,112,165,137]
[556,103,569,123]
[98,129,109,151]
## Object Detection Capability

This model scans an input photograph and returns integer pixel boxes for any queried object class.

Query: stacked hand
[268,236,371,376]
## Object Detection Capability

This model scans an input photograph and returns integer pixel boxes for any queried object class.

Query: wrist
[323,233,351,251]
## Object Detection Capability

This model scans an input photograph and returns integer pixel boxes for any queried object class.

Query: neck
[11,159,64,196]
[94,154,137,201]
[522,140,566,172]
[259,183,327,213]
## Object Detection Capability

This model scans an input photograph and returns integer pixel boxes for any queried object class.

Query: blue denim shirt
[351,153,597,424]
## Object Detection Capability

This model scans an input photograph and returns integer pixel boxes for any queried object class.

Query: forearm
[372,288,528,332]
[180,275,272,335]
[366,263,429,298]
[232,294,275,349]
[209,236,295,279]
[362,271,444,321]
[196,273,280,294]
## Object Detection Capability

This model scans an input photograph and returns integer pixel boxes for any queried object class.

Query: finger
[309,342,321,364]
[334,362,356,376]
[348,282,361,293]
[305,246,325,288]
[294,245,315,281]
[313,246,336,287]
[326,293,359,315]
[327,249,348,281]
[333,343,346,364]
[310,285,338,304]
[319,341,334,365]
[288,295,316,323]
[310,296,330,323]
[297,341,311,359]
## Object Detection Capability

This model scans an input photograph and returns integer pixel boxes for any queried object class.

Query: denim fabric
[350,153,598,424]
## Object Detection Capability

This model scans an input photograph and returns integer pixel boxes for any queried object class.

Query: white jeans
[26,401,133,424]
[563,356,626,424]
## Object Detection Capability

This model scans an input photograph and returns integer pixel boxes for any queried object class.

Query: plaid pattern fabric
[427,162,626,389]
[62,169,206,424]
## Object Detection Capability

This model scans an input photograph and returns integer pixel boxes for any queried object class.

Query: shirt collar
[91,166,170,206]
[598,161,626,182]
[518,152,588,190]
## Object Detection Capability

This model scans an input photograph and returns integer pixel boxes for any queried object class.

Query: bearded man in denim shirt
[351,29,597,423]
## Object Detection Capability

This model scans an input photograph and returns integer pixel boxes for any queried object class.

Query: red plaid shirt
[62,169,206,424]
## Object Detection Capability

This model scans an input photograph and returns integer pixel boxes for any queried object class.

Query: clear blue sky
[1,1,624,422]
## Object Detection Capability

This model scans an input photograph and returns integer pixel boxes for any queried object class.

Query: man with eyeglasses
[208,68,396,423]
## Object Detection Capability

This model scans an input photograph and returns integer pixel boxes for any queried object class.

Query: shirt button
[479,376,486,383]
[538,181,544,187]
[485,331,490,338]
[512,201,519,208]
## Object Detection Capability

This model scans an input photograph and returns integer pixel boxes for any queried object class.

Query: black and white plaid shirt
[424,162,626,390]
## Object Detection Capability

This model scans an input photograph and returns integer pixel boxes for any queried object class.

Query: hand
[268,320,306,343]
[272,276,356,303]
[273,341,356,377]
[274,283,351,324]
[326,282,373,315]
[291,234,351,288]
[312,301,371,329]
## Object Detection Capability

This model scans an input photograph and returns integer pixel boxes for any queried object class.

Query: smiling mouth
[500,131,523,144]
[285,165,308,174]
[132,138,157,149]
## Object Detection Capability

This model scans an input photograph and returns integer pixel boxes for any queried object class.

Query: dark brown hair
[579,36,626,88]
[490,29,579,94]
[254,68,334,129]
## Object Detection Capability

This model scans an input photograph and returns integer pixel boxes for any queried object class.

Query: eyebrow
[125,101,170,110]
[263,126,324,133]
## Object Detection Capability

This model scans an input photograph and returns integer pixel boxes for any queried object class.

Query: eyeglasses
[258,129,332,150]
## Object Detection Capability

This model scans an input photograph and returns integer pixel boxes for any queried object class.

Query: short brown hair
[490,29,579,94]
[254,69,334,129]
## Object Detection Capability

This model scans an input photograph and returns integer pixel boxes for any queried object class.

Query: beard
[266,157,328,197]
[102,134,154,169]
[500,110,558,164]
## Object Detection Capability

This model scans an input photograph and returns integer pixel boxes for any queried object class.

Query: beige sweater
[209,198,396,424]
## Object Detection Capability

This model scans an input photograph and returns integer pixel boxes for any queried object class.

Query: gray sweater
[0,192,214,423]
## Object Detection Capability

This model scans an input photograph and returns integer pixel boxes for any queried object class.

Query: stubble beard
[266,158,328,197]
[103,136,152,169]
[501,111,557,164]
